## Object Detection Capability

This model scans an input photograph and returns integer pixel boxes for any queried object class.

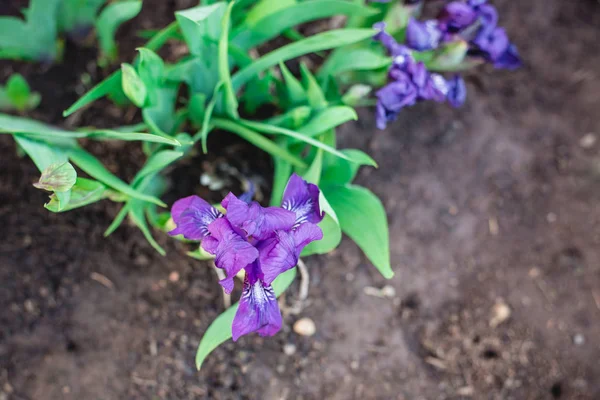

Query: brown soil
[2,0,600,399]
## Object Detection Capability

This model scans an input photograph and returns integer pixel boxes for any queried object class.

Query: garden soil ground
[1,0,600,399]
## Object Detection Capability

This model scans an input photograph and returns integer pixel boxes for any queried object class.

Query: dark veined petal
[232,263,282,341]
[259,223,323,285]
[281,173,324,227]
[222,192,296,240]
[169,195,222,240]
[201,218,259,293]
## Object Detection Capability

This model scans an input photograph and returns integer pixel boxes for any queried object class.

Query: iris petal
[202,218,259,293]
[259,223,323,285]
[223,193,296,240]
[169,195,222,240]
[232,264,282,341]
[281,173,324,227]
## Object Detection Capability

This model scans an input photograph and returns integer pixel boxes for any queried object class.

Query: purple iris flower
[438,1,478,33]
[374,30,458,129]
[170,174,323,340]
[405,18,443,51]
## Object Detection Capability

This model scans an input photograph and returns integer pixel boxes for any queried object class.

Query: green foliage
[5,0,405,366]
[0,0,141,63]
[0,0,61,61]
[96,1,142,65]
[0,74,41,112]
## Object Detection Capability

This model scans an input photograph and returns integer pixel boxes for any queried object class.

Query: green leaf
[270,144,292,206]
[231,28,377,91]
[63,71,122,117]
[58,0,105,33]
[129,199,166,256]
[188,92,207,126]
[232,1,377,49]
[318,48,391,79]
[323,184,393,279]
[211,118,307,169]
[5,74,31,111]
[239,119,376,167]
[1,113,179,146]
[321,149,377,186]
[300,63,327,110]
[68,147,166,207]
[104,204,130,237]
[64,22,178,116]
[121,63,148,107]
[81,129,181,146]
[136,48,165,89]
[195,267,297,370]
[45,178,108,212]
[132,150,184,186]
[301,213,341,256]
[0,0,61,61]
[266,106,312,130]
[33,161,77,192]
[53,190,72,212]
[302,148,323,185]
[13,135,68,171]
[279,62,307,107]
[142,85,179,139]
[96,0,142,63]
[194,81,223,153]
[175,3,226,56]
[298,106,357,137]
[218,2,238,119]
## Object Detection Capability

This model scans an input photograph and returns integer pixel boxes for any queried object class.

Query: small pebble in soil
[488,217,500,236]
[490,301,511,328]
[546,212,558,223]
[294,318,316,336]
[579,133,597,149]
[283,343,297,356]
[573,333,585,346]
[168,271,180,282]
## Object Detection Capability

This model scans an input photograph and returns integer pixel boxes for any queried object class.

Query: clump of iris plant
[170,174,323,340]
[374,0,520,129]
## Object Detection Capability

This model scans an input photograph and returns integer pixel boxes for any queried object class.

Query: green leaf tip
[33,161,77,192]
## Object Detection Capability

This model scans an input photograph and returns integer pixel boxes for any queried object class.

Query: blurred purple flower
[373,22,407,57]
[438,1,478,33]
[374,29,461,129]
[406,18,443,51]
[169,174,323,341]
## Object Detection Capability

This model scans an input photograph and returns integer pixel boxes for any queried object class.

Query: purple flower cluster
[374,23,466,129]
[170,174,323,340]
[406,0,521,69]
[373,0,520,129]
